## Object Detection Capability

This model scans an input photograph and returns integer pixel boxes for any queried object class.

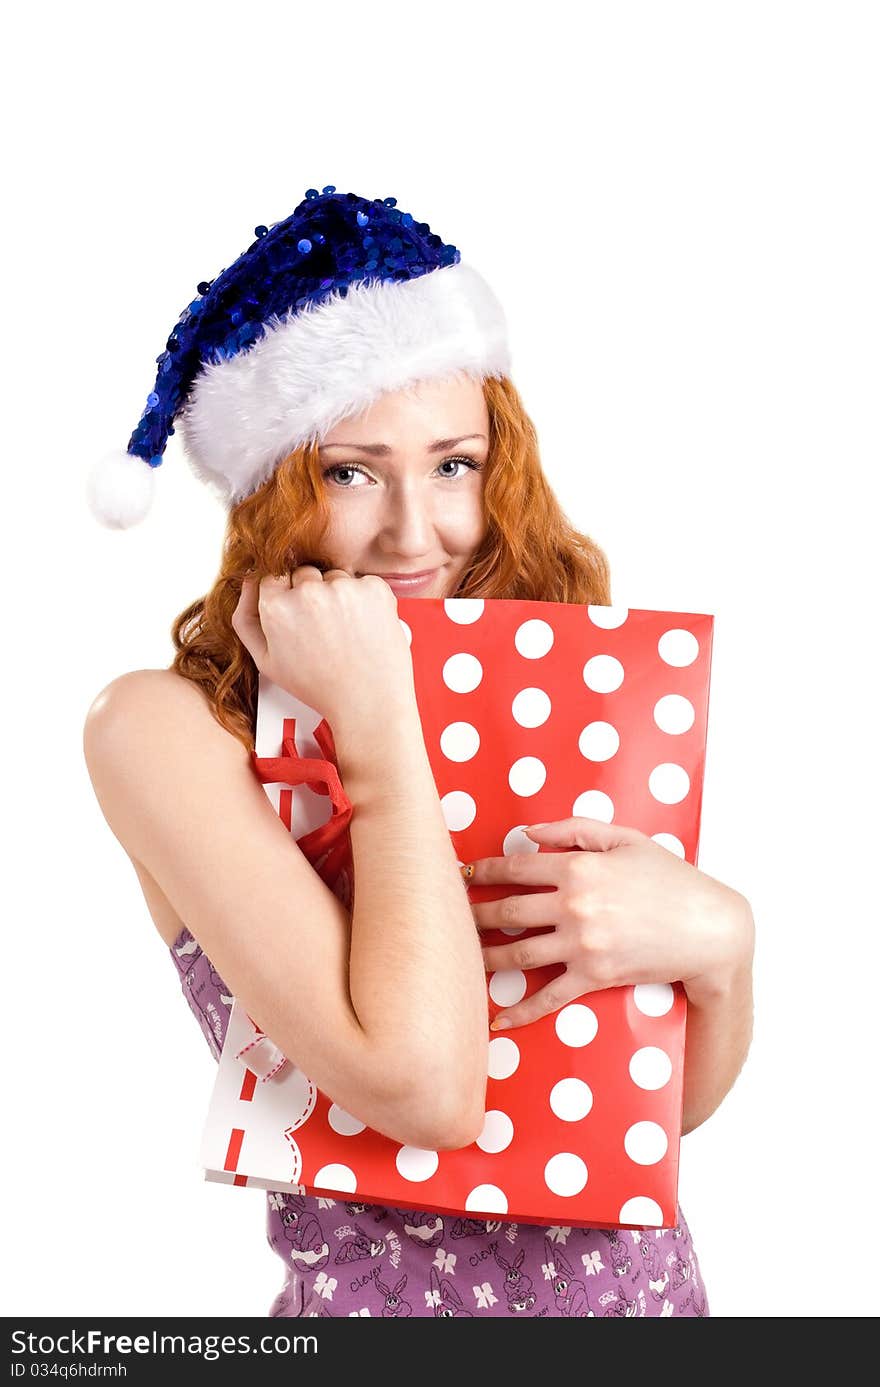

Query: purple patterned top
[169,924,709,1317]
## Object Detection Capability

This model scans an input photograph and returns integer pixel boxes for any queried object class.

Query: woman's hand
[231,566,417,729]
[468,816,754,1030]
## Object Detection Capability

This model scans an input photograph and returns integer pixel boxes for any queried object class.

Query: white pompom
[86,450,156,529]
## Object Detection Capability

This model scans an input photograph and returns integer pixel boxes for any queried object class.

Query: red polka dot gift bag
[199,598,713,1231]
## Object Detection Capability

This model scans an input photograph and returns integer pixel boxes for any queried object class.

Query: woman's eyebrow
[318,433,487,456]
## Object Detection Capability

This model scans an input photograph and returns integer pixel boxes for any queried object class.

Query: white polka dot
[573,790,615,823]
[587,605,629,629]
[313,1163,357,1194]
[443,652,483,693]
[439,721,480,762]
[395,1147,440,1182]
[629,1046,673,1091]
[465,1184,509,1215]
[515,619,555,659]
[398,619,412,646]
[577,721,620,762]
[619,1196,664,1227]
[648,763,690,804]
[555,1004,599,1048]
[658,629,699,667]
[444,598,485,624]
[583,654,624,693]
[633,983,675,1017]
[509,756,546,796]
[327,1105,366,1136]
[488,1036,521,1079]
[502,825,540,857]
[476,1110,514,1153]
[489,970,528,1006]
[624,1122,669,1165]
[653,694,695,735]
[549,1078,593,1121]
[651,833,685,858]
[440,790,477,831]
[511,687,552,728]
[544,1153,588,1197]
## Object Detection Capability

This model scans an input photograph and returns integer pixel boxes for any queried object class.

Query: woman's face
[316,374,490,599]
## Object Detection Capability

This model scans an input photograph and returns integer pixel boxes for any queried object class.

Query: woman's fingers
[470,886,560,931]
[231,566,352,669]
[228,564,411,717]
[481,926,561,975]
[490,971,588,1032]
[524,817,644,851]
[231,575,268,664]
[289,565,325,587]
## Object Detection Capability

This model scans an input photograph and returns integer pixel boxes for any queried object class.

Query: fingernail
[526,824,546,832]
[460,863,475,881]
[490,1017,510,1031]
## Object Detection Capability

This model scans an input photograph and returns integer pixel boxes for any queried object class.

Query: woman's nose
[380,489,434,548]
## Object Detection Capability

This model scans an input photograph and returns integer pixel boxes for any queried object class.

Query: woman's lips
[371,567,441,593]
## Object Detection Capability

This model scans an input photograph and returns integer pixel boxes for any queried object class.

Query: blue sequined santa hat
[87,184,512,529]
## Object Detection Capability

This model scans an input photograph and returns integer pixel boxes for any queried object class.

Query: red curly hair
[170,376,611,753]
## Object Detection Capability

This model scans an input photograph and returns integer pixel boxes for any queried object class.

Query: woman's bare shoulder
[83,670,249,949]
[85,667,217,731]
[83,667,254,863]
[84,667,249,766]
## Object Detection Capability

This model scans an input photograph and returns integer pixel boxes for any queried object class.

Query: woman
[83,185,754,1317]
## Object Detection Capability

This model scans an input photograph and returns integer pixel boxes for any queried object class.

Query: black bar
[3,1316,565,1380]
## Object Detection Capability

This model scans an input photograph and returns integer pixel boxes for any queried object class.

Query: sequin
[126,185,462,470]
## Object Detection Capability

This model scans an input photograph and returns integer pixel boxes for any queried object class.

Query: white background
[3,0,877,1319]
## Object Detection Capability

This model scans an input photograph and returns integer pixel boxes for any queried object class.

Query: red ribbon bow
[250,717,354,885]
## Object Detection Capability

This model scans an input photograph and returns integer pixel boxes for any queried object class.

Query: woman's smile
[358,566,444,595]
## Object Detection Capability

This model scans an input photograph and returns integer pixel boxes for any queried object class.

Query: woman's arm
[334,703,489,1144]
[680,891,755,1135]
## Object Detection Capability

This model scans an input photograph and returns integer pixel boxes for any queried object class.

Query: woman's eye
[437,455,483,478]
[323,455,483,488]
[322,464,369,487]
